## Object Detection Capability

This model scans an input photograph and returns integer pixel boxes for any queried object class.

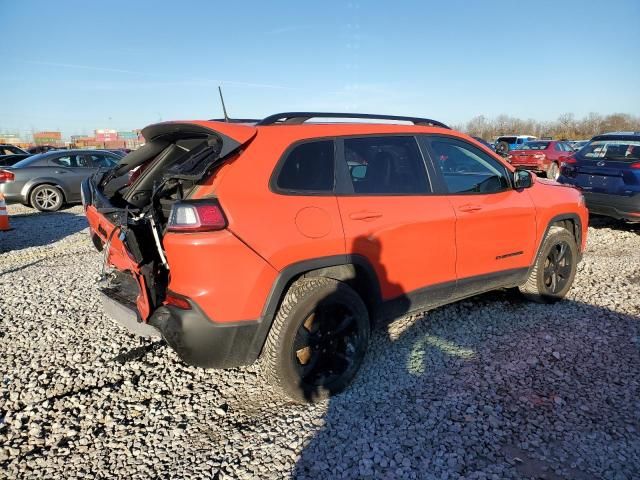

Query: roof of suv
[142,113,460,149]
[592,132,640,141]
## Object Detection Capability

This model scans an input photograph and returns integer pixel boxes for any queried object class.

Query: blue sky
[1,0,639,137]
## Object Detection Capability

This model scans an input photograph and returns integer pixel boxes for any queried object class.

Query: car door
[48,154,95,201]
[336,135,457,309]
[423,135,537,284]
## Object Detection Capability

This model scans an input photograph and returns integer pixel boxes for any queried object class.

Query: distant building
[71,136,99,149]
[34,131,62,146]
[0,133,28,148]
[117,130,138,140]
[95,129,118,142]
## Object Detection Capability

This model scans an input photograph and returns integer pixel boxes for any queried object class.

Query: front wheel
[261,277,370,403]
[30,184,64,212]
[519,226,578,303]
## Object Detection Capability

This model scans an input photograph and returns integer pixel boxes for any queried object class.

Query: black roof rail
[208,118,261,124]
[256,112,450,129]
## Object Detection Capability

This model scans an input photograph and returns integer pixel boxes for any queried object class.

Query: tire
[546,162,560,180]
[30,184,64,212]
[261,277,370,403]
[519,226,578,303]
[496,141,510,156]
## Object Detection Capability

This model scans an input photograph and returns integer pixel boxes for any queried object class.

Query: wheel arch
[23,180,68,206]
[533,213,583,269]
[249,254,382,361]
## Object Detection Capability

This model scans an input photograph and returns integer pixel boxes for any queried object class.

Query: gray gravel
[1,204,639,479]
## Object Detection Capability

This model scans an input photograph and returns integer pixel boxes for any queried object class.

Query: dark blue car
[559,132,640,221]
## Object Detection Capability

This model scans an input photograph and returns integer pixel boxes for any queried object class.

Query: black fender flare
[528,213,583,275]
[247,254,382,361]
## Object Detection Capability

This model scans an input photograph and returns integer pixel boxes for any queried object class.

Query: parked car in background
[506,140,575,180]
[0,145,31,166]
[472,136,495,151]
[82,112,588,403]
[0,149,123,211]
[559,132,640,221]
[495,135,537,155]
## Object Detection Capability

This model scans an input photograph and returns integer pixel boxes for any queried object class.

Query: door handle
[349,211,383,221]
[54,170,68,174]
[458,204,482,213]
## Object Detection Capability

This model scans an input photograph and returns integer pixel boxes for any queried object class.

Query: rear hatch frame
[84,120,257,321]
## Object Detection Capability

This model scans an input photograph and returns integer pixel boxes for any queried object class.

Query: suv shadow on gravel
[292,294,640,479]
[0,210,88,254]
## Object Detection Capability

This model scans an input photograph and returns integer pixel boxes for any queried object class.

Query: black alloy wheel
[293,303,362,389]
[542,241,573,295]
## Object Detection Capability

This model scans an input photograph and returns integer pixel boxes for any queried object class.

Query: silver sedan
[0,149,124,211]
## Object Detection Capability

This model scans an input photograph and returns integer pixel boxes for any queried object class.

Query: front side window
[276,140,335,192]
[342,136,430,194]
[430,137,510,194]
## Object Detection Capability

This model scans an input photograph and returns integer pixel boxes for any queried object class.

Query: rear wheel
[519,226,578,303]
[546,162,560,180]
[261,277,370,403]
[30,185,64,212]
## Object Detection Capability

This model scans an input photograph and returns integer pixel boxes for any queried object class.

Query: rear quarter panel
[203,129,348,270]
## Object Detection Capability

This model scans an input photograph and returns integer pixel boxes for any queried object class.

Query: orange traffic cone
[0,193,12,231]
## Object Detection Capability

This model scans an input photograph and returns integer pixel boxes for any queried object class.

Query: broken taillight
[167,199,227,232]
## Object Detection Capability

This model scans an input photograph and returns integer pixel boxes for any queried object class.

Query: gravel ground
[1,204,639,479]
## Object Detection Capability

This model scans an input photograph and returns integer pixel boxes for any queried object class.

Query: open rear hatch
[83,121,256,321]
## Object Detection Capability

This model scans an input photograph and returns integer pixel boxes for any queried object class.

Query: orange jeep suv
[82,112,588,403]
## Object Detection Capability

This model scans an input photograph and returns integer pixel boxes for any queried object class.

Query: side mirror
[513,169,533,189]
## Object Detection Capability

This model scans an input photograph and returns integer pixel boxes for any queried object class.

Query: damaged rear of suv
[83,120,265,368]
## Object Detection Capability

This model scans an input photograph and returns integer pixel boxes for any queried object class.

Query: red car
[507,140,575,180]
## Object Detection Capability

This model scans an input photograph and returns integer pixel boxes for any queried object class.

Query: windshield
[497,136,517,144]
[520,141,550,150]
[578,140,640,161]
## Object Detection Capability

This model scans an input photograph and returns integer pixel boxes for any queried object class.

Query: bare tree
[461,112,640,141]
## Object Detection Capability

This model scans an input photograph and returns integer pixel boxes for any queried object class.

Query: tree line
[454,113,640,141]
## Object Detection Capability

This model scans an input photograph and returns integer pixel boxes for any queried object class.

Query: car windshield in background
[520,141,550,150]
[578,140,640,161]
[1,145,28,155]
[497,137,517,144]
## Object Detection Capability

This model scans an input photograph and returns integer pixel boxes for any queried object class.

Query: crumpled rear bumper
[100,288,161,338]
[100,285,264,369]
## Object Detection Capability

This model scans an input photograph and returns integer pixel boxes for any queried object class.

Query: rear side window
[276,140,335,192]
[50,155,91,167]
[343,136,430,194]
